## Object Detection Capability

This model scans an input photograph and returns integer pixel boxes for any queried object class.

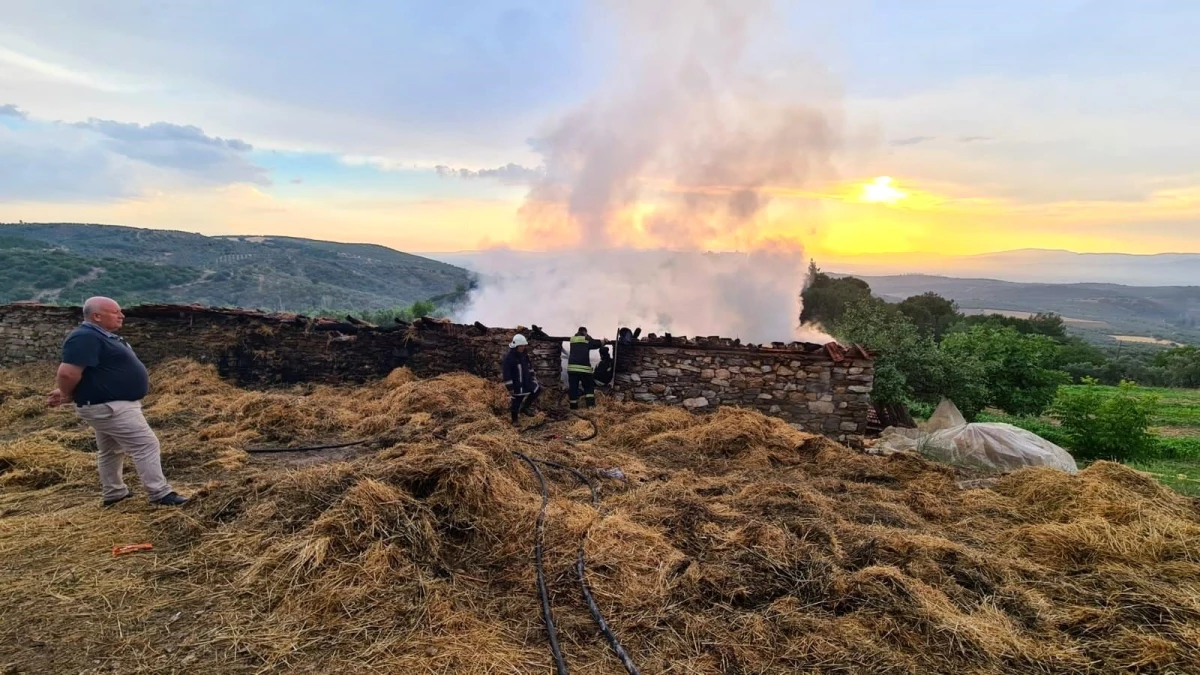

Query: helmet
[510,334,528,348]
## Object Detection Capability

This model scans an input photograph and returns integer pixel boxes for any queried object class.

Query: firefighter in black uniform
[593,344,614,387]
[502,333,540,425]
[567,327,604,409]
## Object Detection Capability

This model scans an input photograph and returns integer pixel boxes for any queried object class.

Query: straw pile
[2,359,1199,674]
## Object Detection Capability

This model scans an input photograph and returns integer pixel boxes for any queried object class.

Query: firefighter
[567,326,605,409]
[594,344,615,387]
[501,333,540,425]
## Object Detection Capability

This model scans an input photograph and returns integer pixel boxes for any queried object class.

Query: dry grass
[2,359,1200,673]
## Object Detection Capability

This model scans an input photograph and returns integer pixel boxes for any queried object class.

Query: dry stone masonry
[0,303,872,443]
[611,336,873,443]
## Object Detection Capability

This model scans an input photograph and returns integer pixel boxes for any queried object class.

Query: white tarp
[877,399,1078,474]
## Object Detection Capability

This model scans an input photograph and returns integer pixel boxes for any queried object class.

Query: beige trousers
[76,400,172,502]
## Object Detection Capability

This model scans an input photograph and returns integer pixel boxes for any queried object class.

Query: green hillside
[0,223,472,313]
[860,274,1200,346]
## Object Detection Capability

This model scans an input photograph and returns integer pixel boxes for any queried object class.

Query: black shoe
[521,407,536,417]
[152,492,189,507]
[102,492,133,507]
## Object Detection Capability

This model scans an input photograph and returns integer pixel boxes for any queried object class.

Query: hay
[3,359,1200,673]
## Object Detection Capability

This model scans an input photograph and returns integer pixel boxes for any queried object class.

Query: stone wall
[0,304,563,388]
[611,339,874,443]
[1,303,874,442]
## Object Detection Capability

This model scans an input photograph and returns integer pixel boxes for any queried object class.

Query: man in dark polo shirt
[46,297,188,507]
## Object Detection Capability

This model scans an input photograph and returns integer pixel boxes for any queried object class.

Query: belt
[76,399,137,408]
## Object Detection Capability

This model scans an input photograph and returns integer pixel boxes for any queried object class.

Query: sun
[860,176,908,205]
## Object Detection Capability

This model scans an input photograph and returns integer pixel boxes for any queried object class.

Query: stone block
[683,396,709,408]
[808,401,835,414]
[840,421,859,432]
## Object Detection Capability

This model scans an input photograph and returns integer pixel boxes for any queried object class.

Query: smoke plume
[460,0,841,343]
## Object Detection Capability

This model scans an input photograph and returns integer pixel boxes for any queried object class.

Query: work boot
[102,491,133,507]
[569,401,579,410]
[522,407,536,418]
[585,398,595,408]
[152,492,189,507]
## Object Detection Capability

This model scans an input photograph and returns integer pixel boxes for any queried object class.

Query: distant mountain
[0,223,472,313]
[821,249,1200,286]
[860,274,1200,346]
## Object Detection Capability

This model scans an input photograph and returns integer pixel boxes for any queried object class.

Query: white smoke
[464,247,832,343]
[458,0,840,343]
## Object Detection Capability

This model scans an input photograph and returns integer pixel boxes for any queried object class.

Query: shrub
[1049,379,1159,461]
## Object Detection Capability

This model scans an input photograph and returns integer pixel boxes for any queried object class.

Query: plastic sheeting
[877,399,1078,474]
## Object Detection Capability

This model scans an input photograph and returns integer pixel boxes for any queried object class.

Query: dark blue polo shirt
[61,323,150,406]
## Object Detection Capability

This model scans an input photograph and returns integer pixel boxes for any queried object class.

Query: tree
[834,298,990,418]
[1050,379,1159,460]
[956,312,1068,342]
[1153,345,1200,388]
[896,292,962,342]
[800,272,873,326]
[942,325,1070,416]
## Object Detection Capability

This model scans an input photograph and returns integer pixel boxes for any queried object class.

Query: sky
[1,0,1198,259]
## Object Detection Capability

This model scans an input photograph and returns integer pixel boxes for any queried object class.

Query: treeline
[0,249,200,305]
[801,264,1199,420]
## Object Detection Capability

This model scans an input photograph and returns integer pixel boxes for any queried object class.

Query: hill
[0,223,472,313]
[3,360,1199,672]
[818,249,1200,286]
[859,274,1200,346]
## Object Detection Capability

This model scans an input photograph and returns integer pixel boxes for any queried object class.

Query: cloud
[72,118,266,184]
[0,104,27,118]
[0,111,268,201]
[434,163,543,185]
[959,135,992,143]
[891,135,936,146]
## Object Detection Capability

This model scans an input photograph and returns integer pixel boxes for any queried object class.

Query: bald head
[83,297,124,332]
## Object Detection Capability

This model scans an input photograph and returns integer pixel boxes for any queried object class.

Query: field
[3,362,1200,673]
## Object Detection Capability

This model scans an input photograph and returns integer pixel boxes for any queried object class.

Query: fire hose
[513,451,570,675]
[531,457,640,675]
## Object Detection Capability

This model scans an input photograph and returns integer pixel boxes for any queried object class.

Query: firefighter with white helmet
[501,333,541,425]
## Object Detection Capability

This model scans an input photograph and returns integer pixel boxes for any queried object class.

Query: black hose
[245,439,369,454]
[576,551,640,675]
[532,457,640,675]
[513,451,569,675]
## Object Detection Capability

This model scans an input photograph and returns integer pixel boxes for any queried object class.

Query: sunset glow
[860,177,908,205]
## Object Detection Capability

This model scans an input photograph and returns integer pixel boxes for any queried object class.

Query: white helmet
[510,334,528,348]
